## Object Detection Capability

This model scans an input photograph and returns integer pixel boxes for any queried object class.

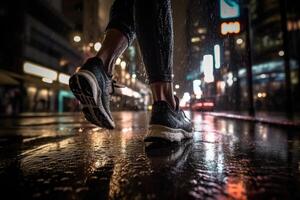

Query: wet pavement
[0,111,300,200]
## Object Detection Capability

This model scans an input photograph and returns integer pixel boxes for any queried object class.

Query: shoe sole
[69,70,115,129]
[144,125,193,143]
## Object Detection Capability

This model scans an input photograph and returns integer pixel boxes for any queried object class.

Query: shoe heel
[145,125,185,142]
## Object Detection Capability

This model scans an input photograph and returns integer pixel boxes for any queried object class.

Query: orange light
[221,21,241,35]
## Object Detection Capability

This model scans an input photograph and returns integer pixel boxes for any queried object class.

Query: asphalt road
[0,111,299,199]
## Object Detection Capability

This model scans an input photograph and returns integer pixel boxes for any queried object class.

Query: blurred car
[191,98,215,111]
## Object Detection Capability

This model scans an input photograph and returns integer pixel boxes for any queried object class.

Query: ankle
[151,82,176,109]
[96,54,114,76]
[154,97,176,110]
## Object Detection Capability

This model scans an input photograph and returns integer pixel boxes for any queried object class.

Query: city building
[0,0,82,114]
[184,0,299,118]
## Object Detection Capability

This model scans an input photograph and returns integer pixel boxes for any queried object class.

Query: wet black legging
[106,0,173,83]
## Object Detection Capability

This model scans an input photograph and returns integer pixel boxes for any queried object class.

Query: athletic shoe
[69,57,115,129]
[144,96,194,143]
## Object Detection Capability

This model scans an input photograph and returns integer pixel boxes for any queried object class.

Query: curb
[204,112,300,128]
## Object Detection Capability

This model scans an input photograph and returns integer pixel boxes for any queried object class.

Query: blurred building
[183,0,299,118]
[0,0,83,114]
[0,0,152,115]
[249,0,286,111]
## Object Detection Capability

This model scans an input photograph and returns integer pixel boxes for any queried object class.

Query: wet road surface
[0,111,300,199]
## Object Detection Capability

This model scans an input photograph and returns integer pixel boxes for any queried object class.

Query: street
[0,111,299,199]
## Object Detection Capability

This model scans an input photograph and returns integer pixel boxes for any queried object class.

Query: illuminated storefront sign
[23,61,72,85]
[220,0,240,19]
[59,73,71,85]
[23,62,58,80]
[221,21,241,35]
[202,55,214,83]
[214,44,221,69]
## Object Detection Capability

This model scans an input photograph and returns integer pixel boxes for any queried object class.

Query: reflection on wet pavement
[0,111,299,199]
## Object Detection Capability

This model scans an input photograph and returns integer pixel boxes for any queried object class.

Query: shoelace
[110,80,125,95]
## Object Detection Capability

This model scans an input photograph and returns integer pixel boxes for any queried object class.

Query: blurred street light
[180,92,191,107]
[227,72,234,86]
[175,84,180,89]
[73,35,81,42]
[203,55,214,83]
[279,50,285,57]
[214,44,221,69]
[191,37,201,43]
[94,42,102,51]
[236,38,244,45]
[193,80,202,96]
[116,58,121,65]
[121,61,127,70]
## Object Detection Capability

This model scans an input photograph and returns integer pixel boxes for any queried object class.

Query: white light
[42,77,53,84]
[203,55,214,83]
[191,37,201,43]
[183,92,191,100]
[257,93,262,98]
[132,74,137,79]
[59,73,70,85]
[259,74,267,79]
[133,91,141,98]
[121,61,126,70]
[196,94,201,99]
[120,87,141,98]
[236,38,243,45]
[279,50,285,57]
[94,42,102,51]
[116,58,121,65]
[180,92,191,107]
[175,84,180,89]
[173,91,177,95]
[193,79,202,96]
[227,72,233,86]
[214,44,221,69]
[23,62,58,80]
[73,35,81,42]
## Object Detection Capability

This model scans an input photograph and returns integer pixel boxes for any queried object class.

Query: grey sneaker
[145,96,194,143]
[69,57,115,129]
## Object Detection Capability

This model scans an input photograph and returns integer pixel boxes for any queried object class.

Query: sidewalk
[206,111,300,128]
[2,111,300,128]
[0,112,78,119]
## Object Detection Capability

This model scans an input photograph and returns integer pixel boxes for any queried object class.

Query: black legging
[106,0,173,84]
